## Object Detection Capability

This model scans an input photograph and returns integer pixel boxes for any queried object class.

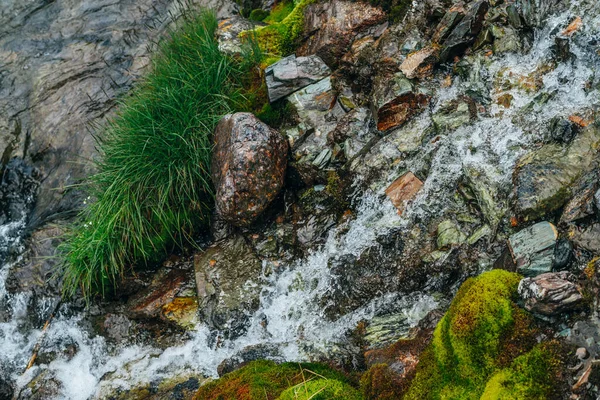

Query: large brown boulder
[297,0,387,68]
[211,112,288,226]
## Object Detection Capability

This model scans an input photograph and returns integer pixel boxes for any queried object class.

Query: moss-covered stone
[243,0,315,56]
[194,360,355,400]
[278,379,363,399]
[403,270,565,399]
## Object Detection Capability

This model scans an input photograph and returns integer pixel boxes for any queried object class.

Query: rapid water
[1,1,600,398]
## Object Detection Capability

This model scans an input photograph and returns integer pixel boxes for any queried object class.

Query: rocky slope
[1,0,600,398]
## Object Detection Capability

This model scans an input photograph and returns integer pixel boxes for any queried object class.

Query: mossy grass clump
[59,9,264,298]
[404,270,565,399]
[193,360,358,400]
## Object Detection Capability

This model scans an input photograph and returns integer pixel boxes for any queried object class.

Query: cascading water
[1,1,599,398]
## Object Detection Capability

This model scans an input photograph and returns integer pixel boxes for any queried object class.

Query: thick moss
[278,379,363,399]
[403,270,563,400]
[245,0,315,55]
[360,363,404,400]
[194,360,354,400]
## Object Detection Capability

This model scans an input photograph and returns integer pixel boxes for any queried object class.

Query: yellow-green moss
[244,0,315,56]
[278,378,363,399]
[403,270,563,400]
[264,1,295,23]
[194,360,355,400]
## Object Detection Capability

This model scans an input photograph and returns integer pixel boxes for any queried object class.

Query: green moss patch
[279,379,363,399]
[194,360,359,400]
[403,270,565,399]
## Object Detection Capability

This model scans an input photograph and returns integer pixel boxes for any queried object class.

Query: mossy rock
[194,360,354,400]
[242,0,315,56]
[278,379,363,399]
[249,9,270,21]
[404,270,565,399]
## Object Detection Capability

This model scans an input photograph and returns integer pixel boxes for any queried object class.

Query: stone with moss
[194,360,354,400]
[404,270,565,399]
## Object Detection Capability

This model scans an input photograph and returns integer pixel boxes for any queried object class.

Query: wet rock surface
[212,112,288,227]
[265,55,331,102]
[194,235,263,338]
[518,271,584,316]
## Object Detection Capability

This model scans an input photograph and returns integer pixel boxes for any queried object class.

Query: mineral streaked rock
[265,55,331,102]
[385,172,423,214]
[508,221,557,277]
[518,271,583,315]
[371,73,430,131]
[194,235,263,338]
[212,112,288,227]
[400,46,440,79]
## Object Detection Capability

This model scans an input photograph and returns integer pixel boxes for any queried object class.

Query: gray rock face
[508,221,557,277]
[211,112,288,227]
[518,271,583,316]
[513,124,600,221]
[0,0,238,226]
[194,235,263,338]
[265,55,331,102]
[572,223,600,255]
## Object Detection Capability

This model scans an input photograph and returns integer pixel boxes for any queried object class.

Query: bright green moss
[194,360,355,400]
[264,1,295,23]
[404,270,563,400]
[244,0,315,56]
[481,344,559,399]
[249,8,270,21]
[278,379,363,400]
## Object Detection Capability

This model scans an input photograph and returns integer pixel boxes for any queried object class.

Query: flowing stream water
[1,1,600,398]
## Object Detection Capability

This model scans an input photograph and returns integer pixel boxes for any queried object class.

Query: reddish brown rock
[212,113,288,227]
[385,172,423,214]
[371,73,430,131]
[297,0,387,68]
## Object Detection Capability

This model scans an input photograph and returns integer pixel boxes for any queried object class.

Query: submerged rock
[508,221,557,277]
[513,124,600,221]
[518,271,583,316]
[437,220,467,249]
[194,235,263,338]
[212,112,288,227]
[265,55,331,102]
[385,172,423,215]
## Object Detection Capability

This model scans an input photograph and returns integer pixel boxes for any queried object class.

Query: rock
[433,4,467,44]
[518,271,583,316]
[572,223,600,255]
[370,73,429,131]
[212,113,288,227]
[400,46,439,79]
[126,268,198,329]
[463,166,506,230]
[467,224,492,245]
[492,25,523,54]
[194,235,263,337]
[513,124,600,221]
[437,220,467,249]
[508,221,557,277]
[560,181,598,225]
[99,375,204,400]
[0,0,238,226]
[432,96,476,133]
[562,16,583,36]
[548,116,577,144]
[328,107,375,161]
[217,344,284,376]
[440,1,489,62]
[0,378,13,400]
[297,0,387,68]
[517,0,562,28]
[553,238,573,271]
[216,16,254,56]
[265,55,331,103]
[385,172,423,215]
[17,370,61,400]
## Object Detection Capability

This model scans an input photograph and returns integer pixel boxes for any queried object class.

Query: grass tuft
[59,9,263,299]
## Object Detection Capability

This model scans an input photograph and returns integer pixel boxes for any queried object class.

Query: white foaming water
[1,2,599,399]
